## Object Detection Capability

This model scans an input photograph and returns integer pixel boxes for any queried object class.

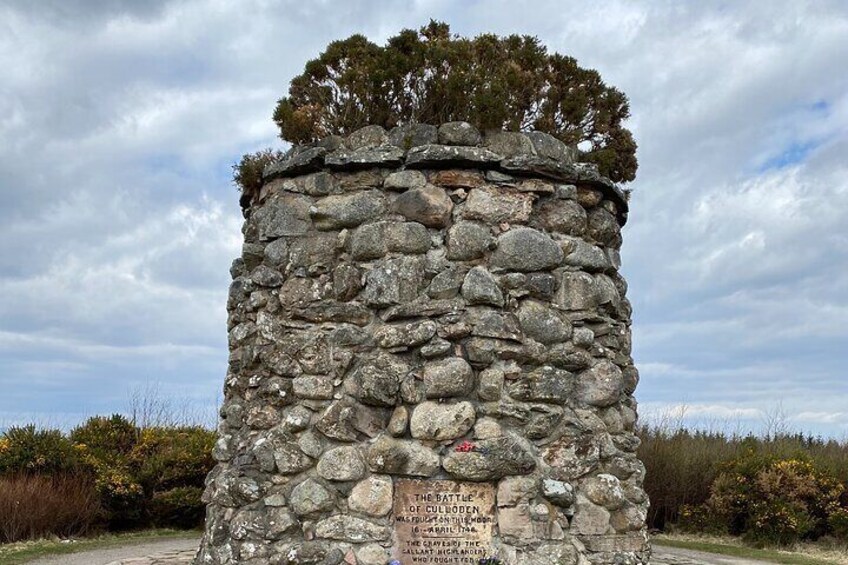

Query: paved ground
[23,537,198,565]
[22,538,781,565]
[652,545,777,565]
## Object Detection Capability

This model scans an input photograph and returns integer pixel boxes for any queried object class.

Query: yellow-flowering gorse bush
[0,416,216,537]
[680,452,847,545]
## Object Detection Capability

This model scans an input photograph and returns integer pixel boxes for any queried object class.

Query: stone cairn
[196,122,649,565]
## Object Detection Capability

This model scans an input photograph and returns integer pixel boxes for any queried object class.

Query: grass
[0,529,199,565]
[654,533,848,565]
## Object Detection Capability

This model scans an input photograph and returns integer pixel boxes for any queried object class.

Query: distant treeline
[638,425,848,545]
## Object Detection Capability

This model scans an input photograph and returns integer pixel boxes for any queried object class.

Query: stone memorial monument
[195,122,649,565]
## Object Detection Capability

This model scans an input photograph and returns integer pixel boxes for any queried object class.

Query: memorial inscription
[393,479,496,564]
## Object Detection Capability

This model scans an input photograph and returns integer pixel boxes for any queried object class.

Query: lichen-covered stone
[263,238,289,267]
[431,169,485,189]
[405,144,501,167]
[526,131,578,163]
[384,169,426,190]
[289,479,335,516]
[317,446,366,481]
[542,478,575,507]
[315,400,359,442]
[542,434,602,481]
[325,145,404,168]
[438,121,482,145]
[374,320,437,349]
[272,440,314,475]
[561,236,610,271]
[348,474,393,516]
[391,184,453,228]
[356,543,391,565]
[461,266,504,306]
[332,263,361,301]
[427,266,467,299]
[497,476,537,507]
[442,436,536,481]
[587,207,620,246]
[571,494,612,536]
[287,232,338,269]
[410,401,476,441]
[350,221,429,259]
[345,125,388,149]
[516,299,572,344]
[365,435,440,477]
[311,190,385,230]
[491,227,564,272]
[264,146,326,178]
[345,354,409,407]
[292,375,334,400]
[478,366,504,401]
[507,366,573,403]
[583,474,626,510]
[446,221,494,260]
[534,197,587,235]
[250,265,283,287]
[576,361,624,407]
[254,193,312,240]
[556,271,599,311]
[423,357,474,398]
[387,406,409,437]
[362,256,424,307]
[314,515,389,542]
[463,187,533,224]
[484,131,535,157]
[514,544,578,565]
[387,123,438,148]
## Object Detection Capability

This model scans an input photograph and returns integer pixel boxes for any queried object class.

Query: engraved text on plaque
[392,479,496,564]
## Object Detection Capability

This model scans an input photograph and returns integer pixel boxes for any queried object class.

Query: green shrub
[233,148,284,197]
[71,414,138,460]
[130,426,215,494]
[93,464,145,529]
[0,425,82,475]
[828,507,848,541]
[150,486,205,529]
[688,453,844,545]
[272,21,637,184]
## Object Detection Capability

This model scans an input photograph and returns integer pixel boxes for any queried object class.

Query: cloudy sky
[1,0,846,436]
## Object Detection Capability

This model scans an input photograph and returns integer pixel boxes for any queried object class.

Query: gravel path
[21,538,783,565]
[23,537,199,565]
[653,545,779,565]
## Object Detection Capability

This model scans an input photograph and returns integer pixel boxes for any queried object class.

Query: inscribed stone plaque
[392,479,496,564]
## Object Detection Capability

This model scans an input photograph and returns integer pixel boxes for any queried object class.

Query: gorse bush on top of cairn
[236,21,637,195]
[232,148,285,202]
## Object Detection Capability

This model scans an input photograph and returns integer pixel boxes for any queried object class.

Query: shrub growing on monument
[236,21,637,194]
[233,148,285,204]
[274,22,636,181]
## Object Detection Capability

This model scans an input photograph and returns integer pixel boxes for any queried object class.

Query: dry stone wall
[196,122,649,565]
